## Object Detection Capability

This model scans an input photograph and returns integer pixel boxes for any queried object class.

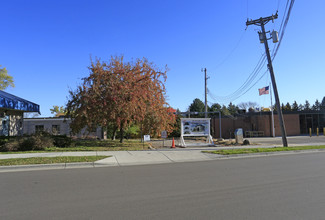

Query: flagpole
[270,83,275,137]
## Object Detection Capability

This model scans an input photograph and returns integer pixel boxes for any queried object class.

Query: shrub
[19,135,53,151]
[35,131,53,138]
[125,125,140,139]
[0,134,54,152]
[243,139,250,145]
[0,138,9,146]
[0,140,20,152]
[19,138,35,151]
[53,135,73,148]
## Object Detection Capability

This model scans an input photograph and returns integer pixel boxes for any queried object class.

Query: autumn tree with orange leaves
[66,56,175,143]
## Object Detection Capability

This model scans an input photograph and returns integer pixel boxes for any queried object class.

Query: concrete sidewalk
[1,144,325,172]
[0,145,269,172]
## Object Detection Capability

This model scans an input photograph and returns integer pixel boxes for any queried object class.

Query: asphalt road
[1,152,325,220]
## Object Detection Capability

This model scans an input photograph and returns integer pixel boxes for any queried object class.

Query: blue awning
[0,90,40,113]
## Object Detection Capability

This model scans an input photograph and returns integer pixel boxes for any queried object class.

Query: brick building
[298,111,325,134]
[211,112,302,139]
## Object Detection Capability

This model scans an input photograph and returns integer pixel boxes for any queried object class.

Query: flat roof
[24,117,69,121]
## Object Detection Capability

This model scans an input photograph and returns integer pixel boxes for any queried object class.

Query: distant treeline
[186,97,325,117]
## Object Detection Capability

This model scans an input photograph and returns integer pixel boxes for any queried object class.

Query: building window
[35,125,44,133]
[52,125,60,135]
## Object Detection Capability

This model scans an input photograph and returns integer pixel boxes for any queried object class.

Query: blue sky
[1,0,324,116]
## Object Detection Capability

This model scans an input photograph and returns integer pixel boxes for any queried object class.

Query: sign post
[143,135,150,142]
[161,130,167,147]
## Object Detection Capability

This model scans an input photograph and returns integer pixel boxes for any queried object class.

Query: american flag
[258,86,269,96]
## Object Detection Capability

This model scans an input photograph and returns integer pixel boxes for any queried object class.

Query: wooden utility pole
[246,12,288,147]
[202,68,208,118]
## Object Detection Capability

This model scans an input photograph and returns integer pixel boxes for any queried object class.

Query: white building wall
[23,117,104,139]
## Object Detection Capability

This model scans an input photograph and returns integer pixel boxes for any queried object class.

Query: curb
[203,148,325,160]
[0,162,113,173]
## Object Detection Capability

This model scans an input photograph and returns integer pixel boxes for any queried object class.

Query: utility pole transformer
[246,12,288,147]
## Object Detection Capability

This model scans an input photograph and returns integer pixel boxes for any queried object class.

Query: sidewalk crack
[157,151,175,163]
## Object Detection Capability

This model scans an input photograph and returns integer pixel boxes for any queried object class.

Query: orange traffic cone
[171,138,175,148]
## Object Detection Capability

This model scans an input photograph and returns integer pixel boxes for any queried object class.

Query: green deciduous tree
[0,66,14,90]
[238,102,258,112]
[170,109,181,137]
[50,105,66,117]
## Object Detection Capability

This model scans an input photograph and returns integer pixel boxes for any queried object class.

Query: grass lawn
[54,139,149,151]
[203,145,325,155]
[0,156,109,166]
[0,139,149,154]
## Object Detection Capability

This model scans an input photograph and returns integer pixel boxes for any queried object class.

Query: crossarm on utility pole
[246,13,278,26]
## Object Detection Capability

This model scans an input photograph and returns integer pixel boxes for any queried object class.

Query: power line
[208,70,268,104]
[208,53,267,103]
[214,30,247,69]
[271,0,289,57]
[277,0,282,11]
[207,0,295,107]
[272,0,295,60]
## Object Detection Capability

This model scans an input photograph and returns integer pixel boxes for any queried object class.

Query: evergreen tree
[321,97,325,111]
[291,101,299,111]
[304,100,311,111]
[209,103,221,117]
[314,99,321,111]
[272,104,277,112]
[227,102,238,115]
[283,102,292,111]
[209,103,221,112]
[188,98,205,117]
[221,105,230,116]
[281,103,285,111]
